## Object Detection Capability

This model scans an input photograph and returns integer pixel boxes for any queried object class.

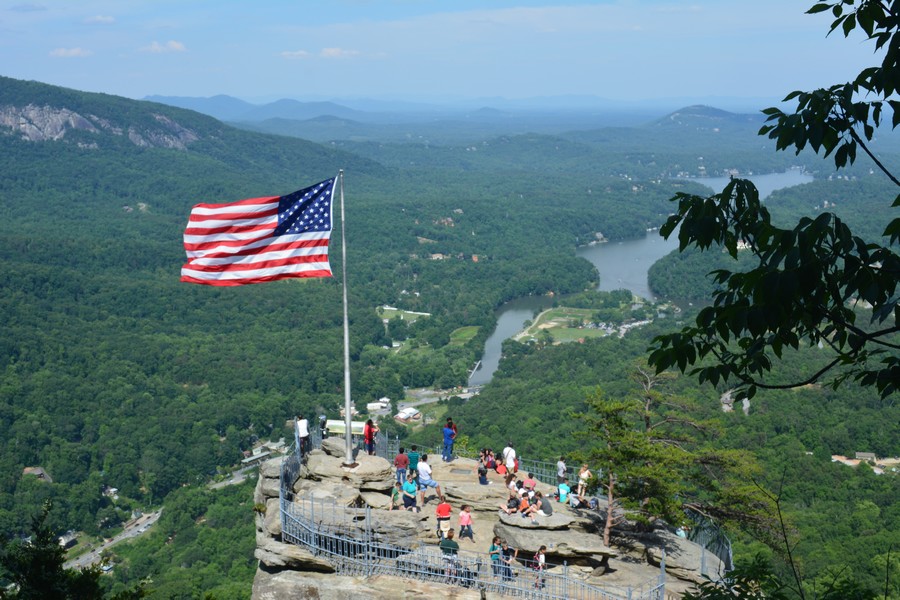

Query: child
[489,536,502,577]
[390,481,402,510]
[458,504,474,542]
[477,459,489,485]
[533,545,546,589]
[435,497,452,538]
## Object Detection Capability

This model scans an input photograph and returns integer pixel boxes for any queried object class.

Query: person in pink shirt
[522,472,537,491]
[458,504,474,543]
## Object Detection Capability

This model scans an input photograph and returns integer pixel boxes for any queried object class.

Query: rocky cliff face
[0,103,199,150]
[253,440,719,599]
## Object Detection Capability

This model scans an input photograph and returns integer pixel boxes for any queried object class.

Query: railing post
[660,546,666,586]
[564,560,569,599]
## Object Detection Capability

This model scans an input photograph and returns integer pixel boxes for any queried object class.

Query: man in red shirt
[394,447,409,484]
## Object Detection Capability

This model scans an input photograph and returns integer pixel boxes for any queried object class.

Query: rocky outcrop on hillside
[0,103,199,149]
[253,444,719,599]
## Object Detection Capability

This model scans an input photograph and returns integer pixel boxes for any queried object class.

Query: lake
[469,171,814,386]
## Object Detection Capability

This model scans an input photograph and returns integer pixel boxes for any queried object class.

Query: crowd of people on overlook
[384,417,596,588]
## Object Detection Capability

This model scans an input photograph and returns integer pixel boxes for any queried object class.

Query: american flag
[180,177,336,286]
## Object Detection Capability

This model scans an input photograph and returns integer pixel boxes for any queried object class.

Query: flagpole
[339,170,355,467]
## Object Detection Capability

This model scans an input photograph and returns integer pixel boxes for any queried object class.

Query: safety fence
[281,491,666,600]
[280,437,665,599]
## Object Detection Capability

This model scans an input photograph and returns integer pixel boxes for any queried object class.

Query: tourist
[502,441,517,486]
[521,491,551,523]
[446,417,458,458]
[476,459,489,485]
[416,454,443,505]
[533,545,547,589]
[402,472,419,512]
[442,419,456,462]
[408,445,420,483]
[435,497,452,538]
[295,414,310,454]
[522,472,537,491]
[556,456,567,484]
[363,419,379,455]
[577,464,592,498]
[499,490,520,515]
[458,504,474,543]
[393,447,409,484]
[499,539,518,581]
[439,528,460,578]
[558,478,571,503]
[484,449,497,470]
[489,536,503,577]
[390,481,402,510]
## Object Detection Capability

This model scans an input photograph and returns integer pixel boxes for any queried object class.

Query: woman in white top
[577,464,592,498]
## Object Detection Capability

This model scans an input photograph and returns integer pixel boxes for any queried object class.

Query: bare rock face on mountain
[0,104,199,149]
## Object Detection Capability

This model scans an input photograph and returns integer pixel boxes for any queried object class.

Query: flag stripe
[180,178,336,286]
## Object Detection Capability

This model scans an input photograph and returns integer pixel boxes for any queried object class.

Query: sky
[0,0,880,106]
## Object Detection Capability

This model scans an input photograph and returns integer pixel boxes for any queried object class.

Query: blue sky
[0,1,879,105]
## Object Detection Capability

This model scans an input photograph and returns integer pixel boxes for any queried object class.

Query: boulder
[254,537,335,572]
[360,490,392,510]
[442,482,508,512]
[494,522,617,564]
[303,452,394,492]
[645,529,724,583]
[263,497,281,537]
[497,511,576,530]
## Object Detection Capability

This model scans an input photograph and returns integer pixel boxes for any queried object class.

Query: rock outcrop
[0,103,200,149]
[253,450,716,598]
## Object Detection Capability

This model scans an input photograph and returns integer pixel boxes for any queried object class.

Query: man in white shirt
[416,454,443,505]
[295,414,310,454]
[502,442,516,486]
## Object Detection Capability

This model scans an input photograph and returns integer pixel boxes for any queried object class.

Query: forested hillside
[1,75,897,598]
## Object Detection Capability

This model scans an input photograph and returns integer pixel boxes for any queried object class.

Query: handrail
[278,439,665,600]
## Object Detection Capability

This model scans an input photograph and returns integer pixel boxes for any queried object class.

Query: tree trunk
[603,472,615,547]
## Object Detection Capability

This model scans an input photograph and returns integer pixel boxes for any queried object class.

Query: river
[468,170,814,387]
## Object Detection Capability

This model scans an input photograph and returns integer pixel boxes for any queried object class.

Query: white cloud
[140,40,186,53]
[320,47,359,59]
[9,3,45,12]
[280,50,311,60]
[84,15,115,24]
[49,47,91,58]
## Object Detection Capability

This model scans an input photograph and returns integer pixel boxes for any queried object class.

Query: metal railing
[279,437,665,599]
[281,492,665,600]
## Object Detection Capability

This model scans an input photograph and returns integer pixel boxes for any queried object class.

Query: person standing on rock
[393,447,409,484]
[439,528,460,579]
[295,414,310,455]
[556,456,567,484]
[435,497,452,539]
[363,419,379,455]
[416,454,442,505]
[489,536,503,577]
[458,504,474,543]
[577,464,592,498]
[502,442,516,486]
[442,420,456,462]
[407,445,420,483]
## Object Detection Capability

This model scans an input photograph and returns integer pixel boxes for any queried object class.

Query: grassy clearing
[449,326,479,346]
[377,305,431,324]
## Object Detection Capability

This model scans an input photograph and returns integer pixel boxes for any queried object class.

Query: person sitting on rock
[522,472,537,491]
[476,459,489,485]
[416,454,443,505]
[390,481,403,510]
[499,490,520,515]
[521,491,552,523]
[402,472,419,512]
[558,478,571,503]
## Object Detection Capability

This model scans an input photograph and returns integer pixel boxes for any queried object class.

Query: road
[208,465,258,490]
[64,510,162,570]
